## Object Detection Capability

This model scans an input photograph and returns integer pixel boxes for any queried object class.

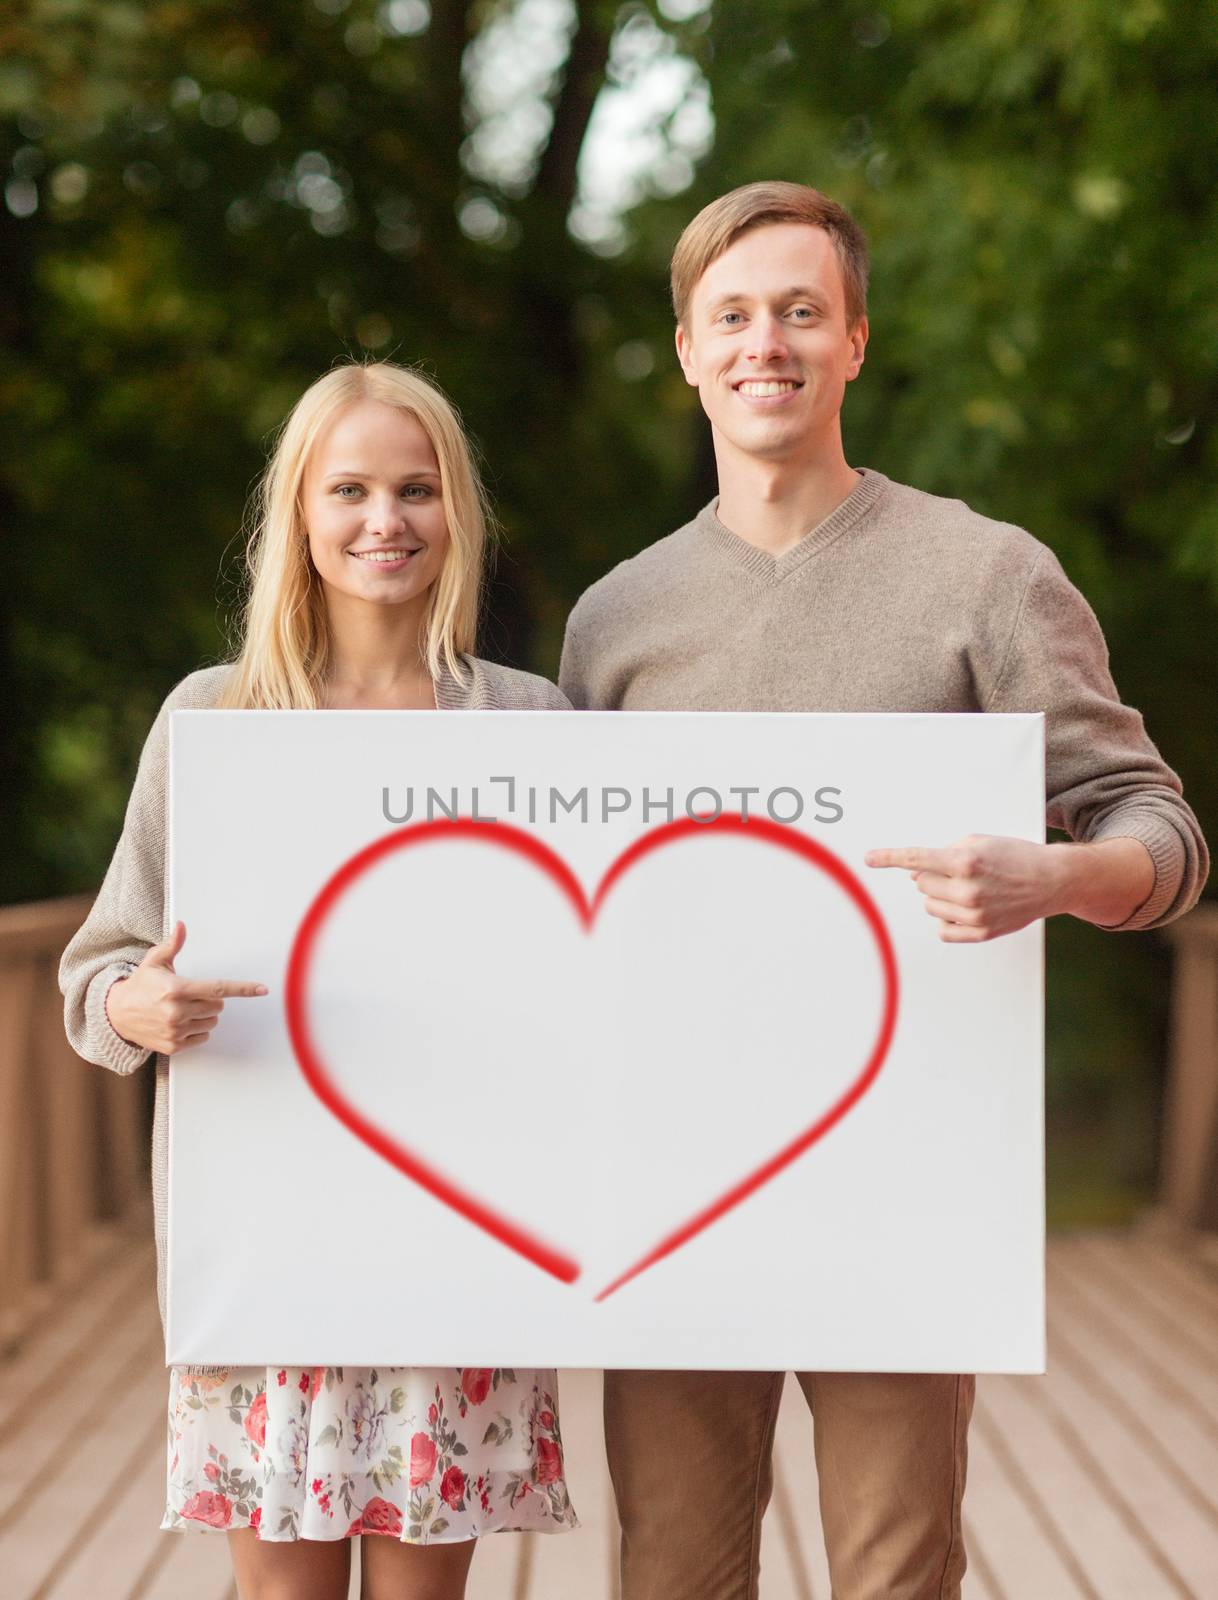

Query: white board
[167,711,1044,1372]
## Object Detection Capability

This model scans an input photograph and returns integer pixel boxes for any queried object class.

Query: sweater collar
[696,467,888,582]
[434,654,495,710]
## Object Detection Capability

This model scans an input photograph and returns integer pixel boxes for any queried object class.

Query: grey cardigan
[59,658,570,1328]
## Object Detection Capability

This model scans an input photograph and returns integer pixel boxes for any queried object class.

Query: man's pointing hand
[864,835,1069,942]
[865,834,1157,940]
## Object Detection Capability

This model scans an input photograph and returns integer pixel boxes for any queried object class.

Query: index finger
[864,846,951,872]
[179,979,269,1000]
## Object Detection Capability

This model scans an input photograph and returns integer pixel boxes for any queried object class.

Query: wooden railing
[0,894,1214,1356]
[0,896,148,1354]
[1161,905,1218,1231]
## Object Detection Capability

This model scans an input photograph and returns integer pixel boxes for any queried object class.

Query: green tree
[4,0,1215,1214]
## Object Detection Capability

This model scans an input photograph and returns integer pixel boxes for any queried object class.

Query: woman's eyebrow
[322,467,441,480]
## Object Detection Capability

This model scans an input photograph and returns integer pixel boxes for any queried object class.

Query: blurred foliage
[3,0,1215,1204]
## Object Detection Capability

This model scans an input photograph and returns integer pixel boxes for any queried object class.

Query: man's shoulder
[877,474,1048,575]
[566,518,702,633]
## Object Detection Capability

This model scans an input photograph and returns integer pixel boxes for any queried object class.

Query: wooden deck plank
[464,1518,530,1599]
[1045,1260,1218,1454]
[963,1411,1089,1600]
[39,1412,167,1599]
[133,1530,240,1600]
[1047,1264,1218,1517]
[767,1467,821,1600]
[959,1527,1004,1600]
[1036,1325,1217,1594]
[0,1240,154,1427]
[6,1230,1218,1599]
[1049,1238,1218,1421]
[1124,1235,1218,1323]
[974,1377,1183,1598]
[0,1343,166,1597]
[0,1295,162,1521]
[1074,1235,1218,1367]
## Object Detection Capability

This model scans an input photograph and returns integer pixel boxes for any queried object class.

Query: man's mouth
[734,379,803,398]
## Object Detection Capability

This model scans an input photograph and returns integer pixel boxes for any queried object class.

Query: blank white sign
[167,711,1044,1372]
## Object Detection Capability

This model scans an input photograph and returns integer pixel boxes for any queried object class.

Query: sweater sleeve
[987,548,1208,930]
[58,694,172,1074]
[558,598,592,709]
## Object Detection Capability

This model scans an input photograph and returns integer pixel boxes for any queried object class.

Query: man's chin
[719,420,813,465]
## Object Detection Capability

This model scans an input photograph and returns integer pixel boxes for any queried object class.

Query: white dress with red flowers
[163,1363,577,1543]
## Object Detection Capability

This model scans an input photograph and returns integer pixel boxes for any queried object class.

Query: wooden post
[1161,907,1218,1230]
[37,961,104,1282]
[0,961,39,1350]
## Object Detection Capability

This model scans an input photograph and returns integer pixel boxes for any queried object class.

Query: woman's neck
[322,589,437,710]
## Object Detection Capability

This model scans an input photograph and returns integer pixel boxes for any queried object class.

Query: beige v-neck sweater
[59,655,569,1326]
[558,468,1207,930]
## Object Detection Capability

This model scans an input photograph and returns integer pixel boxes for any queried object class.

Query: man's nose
[746,313,789,364]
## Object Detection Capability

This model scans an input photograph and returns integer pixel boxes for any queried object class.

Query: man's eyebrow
[705,285,830,313]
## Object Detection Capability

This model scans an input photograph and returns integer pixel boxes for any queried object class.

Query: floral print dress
[164,1363,577,1543]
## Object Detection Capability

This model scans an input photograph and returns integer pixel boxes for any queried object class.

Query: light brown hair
[670,181,870,331]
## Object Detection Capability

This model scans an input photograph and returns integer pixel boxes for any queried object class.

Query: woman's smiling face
[301,399,450,610]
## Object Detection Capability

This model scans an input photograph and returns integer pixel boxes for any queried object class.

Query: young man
[558,182,1207,1600]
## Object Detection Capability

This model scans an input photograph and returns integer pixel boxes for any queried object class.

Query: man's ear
[845,315,869,382]
[675,324,699,387]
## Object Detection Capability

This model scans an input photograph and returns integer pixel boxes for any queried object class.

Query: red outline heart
[284,815,899,1300]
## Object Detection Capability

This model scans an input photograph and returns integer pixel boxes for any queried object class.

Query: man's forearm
[1051,837,1156,929]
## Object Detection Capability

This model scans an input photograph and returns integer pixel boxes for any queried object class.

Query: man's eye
[719,311,744,326]
[790,307,815,320]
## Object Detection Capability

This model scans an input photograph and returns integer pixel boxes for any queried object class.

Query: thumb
[145,920,186,971]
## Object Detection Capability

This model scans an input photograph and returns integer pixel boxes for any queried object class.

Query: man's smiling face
[675,222,867,467]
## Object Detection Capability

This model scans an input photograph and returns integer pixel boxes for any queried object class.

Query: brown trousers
[604,1369,974,1600]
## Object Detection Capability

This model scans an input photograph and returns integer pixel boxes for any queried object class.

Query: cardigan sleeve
[59,693,173,1074]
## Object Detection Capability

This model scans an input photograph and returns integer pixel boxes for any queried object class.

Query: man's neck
[714,445,862,557]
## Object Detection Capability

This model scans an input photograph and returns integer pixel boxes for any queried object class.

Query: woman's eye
[335,484,363,499]
[401,485,431,499]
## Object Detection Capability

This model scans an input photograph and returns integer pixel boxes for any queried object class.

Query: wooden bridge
[3,898,1217,1599]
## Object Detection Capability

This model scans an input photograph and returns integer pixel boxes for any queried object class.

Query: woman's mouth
[348,548,420,570]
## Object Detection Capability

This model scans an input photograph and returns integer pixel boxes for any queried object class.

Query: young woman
[60,362,578,1600]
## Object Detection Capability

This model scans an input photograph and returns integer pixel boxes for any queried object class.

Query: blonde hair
[670,181,870,331]
[221,362,491,709]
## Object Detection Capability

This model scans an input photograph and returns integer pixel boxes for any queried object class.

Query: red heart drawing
[284,815,899,1301]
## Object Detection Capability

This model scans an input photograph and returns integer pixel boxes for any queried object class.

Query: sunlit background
[3,0,1216,1222]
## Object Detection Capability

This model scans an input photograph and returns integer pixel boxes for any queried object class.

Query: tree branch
[531,0,614,218]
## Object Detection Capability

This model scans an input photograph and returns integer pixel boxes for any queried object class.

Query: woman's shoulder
[463,656,571,711]
[160,663,236,714]
[134,664,236,761]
